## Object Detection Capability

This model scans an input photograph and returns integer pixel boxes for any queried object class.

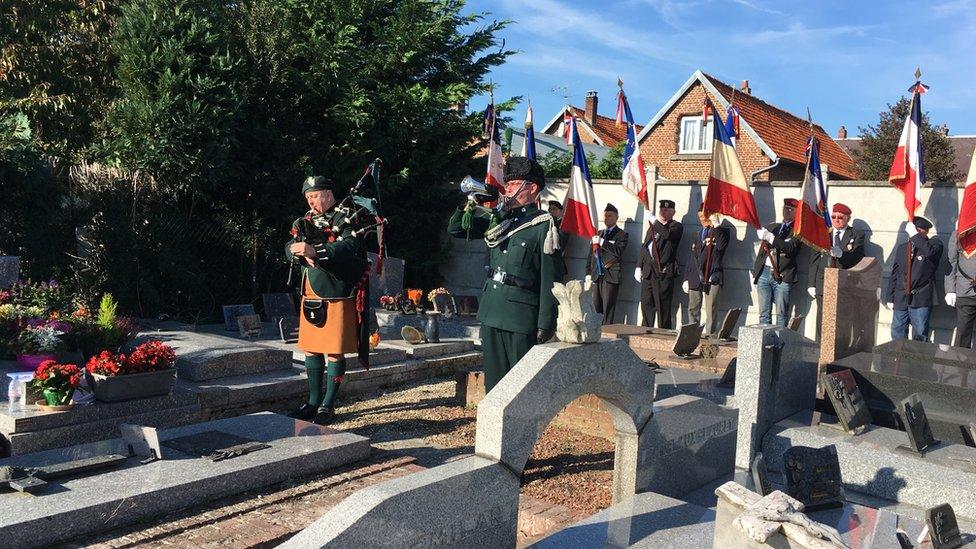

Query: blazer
[639,220,683,280]
[685,226,729,289]
[946,231,976,298]
[886,234,944,309]
[586,225,629,284]
[751,222,801,284]
[810,227,866,289]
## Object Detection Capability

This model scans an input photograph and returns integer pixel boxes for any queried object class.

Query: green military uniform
[447,158,561,393]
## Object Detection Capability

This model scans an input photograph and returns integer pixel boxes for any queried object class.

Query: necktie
[834,231,841,247]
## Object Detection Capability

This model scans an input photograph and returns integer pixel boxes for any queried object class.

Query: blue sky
[464,0,976,137]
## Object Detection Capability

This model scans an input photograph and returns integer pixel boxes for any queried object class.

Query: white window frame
[677,115,713,154]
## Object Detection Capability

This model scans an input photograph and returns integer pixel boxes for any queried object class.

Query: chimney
[940,124,949,136]
[740,80,751,94]
[837,125,847,139]
[584,91,598,126]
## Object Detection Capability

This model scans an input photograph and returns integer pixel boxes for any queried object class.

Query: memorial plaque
[900,393,939,453]
[162,430,268,461]
[822,368,872,433]
[716,308,741,341]
[788,315,804,332]
[671,322,704,358]
[967,423,976,448]
[120,423,164,461]
[432,293,456,318]
[262,293,295,322]
[222,304,256,331]
[751,452,772,496]
[456,295,479,315]
[926,503,963,549]
[0,256,19,289]
[783,445,845,510]
[237,314,263,338]
[279,316,299,343]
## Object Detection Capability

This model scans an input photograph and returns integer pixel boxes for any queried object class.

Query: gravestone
[431,293,456,318]
[222,304,256,331]
[262,293,295,323]
[818,257,882,367]
[279,317,299,343]
[783,445,845,510]
[734,325,820,470]
[367,252,404,305]
[0,256,19,289]
[821,369,872,433]
[716,308,741,341]
[672,322,703,358]
[119,423,164,461]
[237,314,263,338]
[751,453,772,496]
[901,393,940,453]
[927,503,964,549]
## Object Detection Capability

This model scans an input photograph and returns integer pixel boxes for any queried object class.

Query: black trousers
[956,295,976,349]
[593,278,620,325]
[640,276,676,329]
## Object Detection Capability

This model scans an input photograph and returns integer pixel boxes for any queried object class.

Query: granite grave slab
[0,256,18,289]
[0,413,370,547]
[141,330,294,381]
[279,455,519,549]
[818,257,882,367]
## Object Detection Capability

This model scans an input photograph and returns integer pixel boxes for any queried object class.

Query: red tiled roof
[704,74,860,180]
[838,135,976,183]
[564,106,642,148]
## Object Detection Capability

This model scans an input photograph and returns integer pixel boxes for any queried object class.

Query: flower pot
[15,353,58,372]
[88,369,175,403]
[42,387,74,406]
[35,400,74,412]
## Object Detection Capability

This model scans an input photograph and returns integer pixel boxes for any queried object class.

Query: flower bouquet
[28,360,82,410]
[14,324,66,371]
[85,340,177,402]
[379,294,402,312]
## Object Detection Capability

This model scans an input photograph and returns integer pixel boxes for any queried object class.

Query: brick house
[835,125,976,183]
[539,91,641,148]
[636,70,859,182]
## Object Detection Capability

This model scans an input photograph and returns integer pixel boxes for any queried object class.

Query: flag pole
[905,68,923,299]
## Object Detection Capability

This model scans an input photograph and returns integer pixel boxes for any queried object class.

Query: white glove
[682,280,690,293]
[946,292,957,307]
[830,245,843,258]
[763,231,775,244]
[884,302,893,310]
[904,222,917,238]
[591,235,600,244]
[653,232,660,241]
[757,228,769,242]
[807,287,817,298]
[634,268,642,283]
[599,237,605,245]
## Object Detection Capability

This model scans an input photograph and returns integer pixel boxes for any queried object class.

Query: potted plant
[85,340,176,402]
[14,324,65,372]
[28,360,82,411]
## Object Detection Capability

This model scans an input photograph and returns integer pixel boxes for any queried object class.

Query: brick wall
[638,82,774,182]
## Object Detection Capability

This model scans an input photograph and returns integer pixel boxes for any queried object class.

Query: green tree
[537,141,624,179]
[854,96,961,183]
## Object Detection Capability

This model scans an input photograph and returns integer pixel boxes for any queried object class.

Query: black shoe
[290,403,317,420]
[312,406,335,425]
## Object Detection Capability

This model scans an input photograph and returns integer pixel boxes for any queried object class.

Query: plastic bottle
[7,376,21,413]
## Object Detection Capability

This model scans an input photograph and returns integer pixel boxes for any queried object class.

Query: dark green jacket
[285,215,367,298]
[448,204,560,335]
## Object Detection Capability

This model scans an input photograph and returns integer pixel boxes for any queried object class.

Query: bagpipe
[287,159,388,288]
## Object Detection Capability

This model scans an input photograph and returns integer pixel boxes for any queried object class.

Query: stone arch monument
[280,339,657,548]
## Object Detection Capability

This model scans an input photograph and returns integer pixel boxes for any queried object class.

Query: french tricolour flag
[617,89,649,210]
[794,137,831,252]
[958,145,976,257]
[888,83,927,220]
[560,116,599,240]
[702,102,760,228]
[483,102,505,192]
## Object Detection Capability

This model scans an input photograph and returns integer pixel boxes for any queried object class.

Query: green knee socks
[320,359,346,408]
[304,354,325,406]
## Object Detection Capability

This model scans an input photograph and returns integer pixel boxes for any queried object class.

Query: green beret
[302,175,334,194]
[504,157,546,187]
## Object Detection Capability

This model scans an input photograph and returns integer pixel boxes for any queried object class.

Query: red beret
[832,203,852,215]
[784,198,799,208]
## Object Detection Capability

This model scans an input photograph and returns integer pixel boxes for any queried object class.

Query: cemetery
[4,2,976,548]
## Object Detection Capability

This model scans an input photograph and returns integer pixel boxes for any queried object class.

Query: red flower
[86,350,124,377]
[290,227,299,237]
[32,360,81,389]
[126,340,176,373]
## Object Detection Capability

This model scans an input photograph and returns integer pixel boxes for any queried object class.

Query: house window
[678,116,713,154]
